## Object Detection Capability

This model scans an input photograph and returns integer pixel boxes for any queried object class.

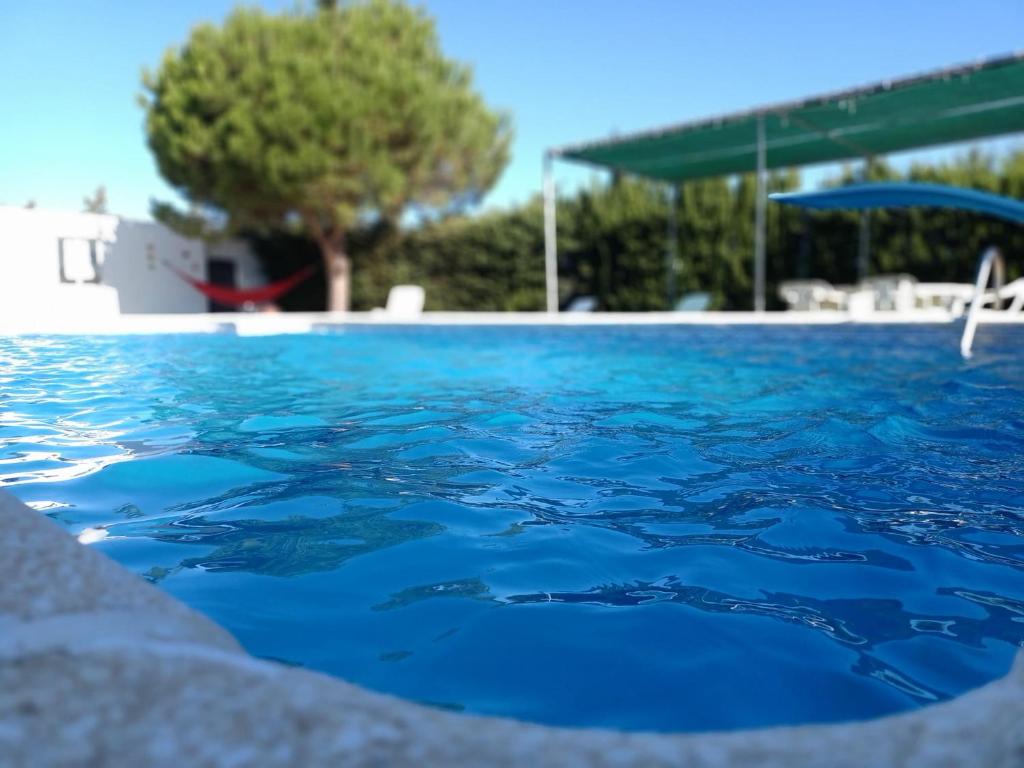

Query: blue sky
[1,0,1022,219]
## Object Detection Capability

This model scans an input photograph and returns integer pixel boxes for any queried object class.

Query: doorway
[206,258,237,313]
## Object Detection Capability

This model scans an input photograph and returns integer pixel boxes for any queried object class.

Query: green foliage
[246,230,326,311]
[560,179,670,311]
[141,0,511,308]
[551,169,801,311]
[82,185,108,214]
[251,149,1024,312]
[349,204,547,310]
[150,200,223,240]
[804,151,1024,289]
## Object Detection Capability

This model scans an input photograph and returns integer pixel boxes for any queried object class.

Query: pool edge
[2,489,1021,767]
[6,308,1024,338]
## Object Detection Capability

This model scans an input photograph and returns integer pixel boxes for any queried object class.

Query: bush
[249,149,1024,311]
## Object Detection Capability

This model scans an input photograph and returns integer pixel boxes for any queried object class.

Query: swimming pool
[2,325,1022,733]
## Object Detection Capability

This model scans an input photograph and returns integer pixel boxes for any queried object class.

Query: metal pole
[666,184,679,309]
[857,160,871,281]
[543,152,558,313]
[754,115,767,312]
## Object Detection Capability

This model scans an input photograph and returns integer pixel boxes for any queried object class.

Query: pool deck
[2,488,1022,767]
[2,308,1023,336]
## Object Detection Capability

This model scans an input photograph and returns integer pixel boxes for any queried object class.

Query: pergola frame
[542,53,1024,312]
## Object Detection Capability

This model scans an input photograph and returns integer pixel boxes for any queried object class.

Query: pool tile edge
[1,489,1021,768]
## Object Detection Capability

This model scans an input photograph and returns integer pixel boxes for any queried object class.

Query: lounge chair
[913,282,976,316]
[1004,279,1024,313]
[674,292,711,312]
[859,274,917,313]
[372,285,425,319]
[969,276,1024,312]
[565,295,597,312]
[771,182,1024,355]
[778,279,847,311]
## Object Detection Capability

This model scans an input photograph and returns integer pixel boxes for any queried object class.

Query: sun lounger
[859,274,917,313]
[372,285,425,318]
[771,182,1024,355]
[565,295,597,312]
[778,279,847,311]
[674,292,711,312]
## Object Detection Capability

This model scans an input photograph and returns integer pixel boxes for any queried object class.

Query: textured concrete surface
[2,489,1022,767]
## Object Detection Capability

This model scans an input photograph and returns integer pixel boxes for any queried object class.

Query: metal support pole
[857,160,871,281]
[666,184,679,309]
[754,115,767,312]
[542,153,558,313]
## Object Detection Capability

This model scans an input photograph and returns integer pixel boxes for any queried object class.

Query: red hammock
[169,263,318,307]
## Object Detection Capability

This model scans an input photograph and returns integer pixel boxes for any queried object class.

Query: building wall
[104,218,208,314]
[207,238,266,291]
[0,207,264,318]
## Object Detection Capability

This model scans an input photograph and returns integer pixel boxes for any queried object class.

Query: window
[58,238,103,284]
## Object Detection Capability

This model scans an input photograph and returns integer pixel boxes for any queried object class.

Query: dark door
[206,258,237,313]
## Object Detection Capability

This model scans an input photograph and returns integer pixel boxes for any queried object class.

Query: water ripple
[1,325,1023,732]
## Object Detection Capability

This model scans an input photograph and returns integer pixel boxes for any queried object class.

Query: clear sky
[1,0,1022,219]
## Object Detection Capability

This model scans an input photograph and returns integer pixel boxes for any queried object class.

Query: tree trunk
[320,237,351,312]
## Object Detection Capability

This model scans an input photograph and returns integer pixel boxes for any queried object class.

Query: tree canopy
[141,0,511,310]
[82,185,108,214]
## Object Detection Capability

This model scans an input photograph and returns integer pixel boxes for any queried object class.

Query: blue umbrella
[770,182,1024,224]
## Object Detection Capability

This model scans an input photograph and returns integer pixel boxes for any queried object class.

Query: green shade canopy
[553,54,1024,182]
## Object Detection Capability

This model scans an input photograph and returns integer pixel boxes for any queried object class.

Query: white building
[0,206,265,321]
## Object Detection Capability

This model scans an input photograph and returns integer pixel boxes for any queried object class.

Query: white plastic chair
[565,295,597,312]
[860,274,917,313]
[674,292,711,312]
[778,279,847,311]
[373,285,425,319]
[913,282,976,316]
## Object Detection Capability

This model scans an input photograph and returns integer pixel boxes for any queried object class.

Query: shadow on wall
[103,220,207,314]
[104,221,266,314]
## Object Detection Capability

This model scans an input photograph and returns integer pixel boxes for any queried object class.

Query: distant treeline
[251,149,1024,312]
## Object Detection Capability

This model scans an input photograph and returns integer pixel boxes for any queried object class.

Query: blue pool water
[2,325,1023,733]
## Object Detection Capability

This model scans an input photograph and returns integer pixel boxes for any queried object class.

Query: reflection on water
[155,511,442,577]
[1,325,1023,732]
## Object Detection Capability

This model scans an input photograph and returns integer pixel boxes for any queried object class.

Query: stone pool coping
[2,489,1022,767]
[4,307,1024,337]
